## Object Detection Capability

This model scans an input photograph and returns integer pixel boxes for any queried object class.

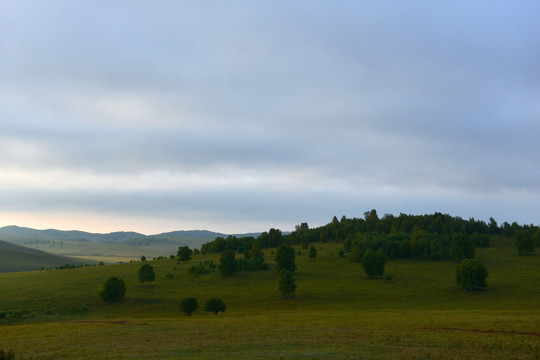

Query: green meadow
[1,241,539,359]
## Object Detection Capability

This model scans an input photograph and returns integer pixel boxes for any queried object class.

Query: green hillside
[0,239,539,359]
[0,240,91,273]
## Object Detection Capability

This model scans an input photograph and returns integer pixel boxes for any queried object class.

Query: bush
[218,250,238,276]
[188,262,215,275]
[361,248,385,278]
[456,258,488,291]
[308,245,317,259]
[237,257,269,271]
[204,298,226,314]
[177,246,193,262]
[180,297,198,316]
[138,263,155,286]
[278,270,297,298]
[100,277,126,303]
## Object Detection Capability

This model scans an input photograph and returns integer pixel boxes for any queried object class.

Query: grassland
[0,241,539,359]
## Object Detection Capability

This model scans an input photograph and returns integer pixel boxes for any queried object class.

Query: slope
[0,239,91,272]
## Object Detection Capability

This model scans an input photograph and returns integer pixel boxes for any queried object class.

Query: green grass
[0,242,539,359]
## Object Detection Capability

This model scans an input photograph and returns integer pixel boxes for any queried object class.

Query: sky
[1,1,539,234]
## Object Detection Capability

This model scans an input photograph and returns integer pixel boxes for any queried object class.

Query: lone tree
[100,277,126,303]
[275,244,296,272]
[361,248,385,278]
[218,250,238,276]
[177,246,193,262]
[515,231,535,255]
[451,233,475,261]
[138,263,155,286]
[204,298,226,314]
[278,269,297,298]
[180,297,198,316]
[308,245,317,259]
[456,258,488,291]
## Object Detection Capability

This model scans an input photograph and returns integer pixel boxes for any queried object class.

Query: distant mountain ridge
[0,226,261,247]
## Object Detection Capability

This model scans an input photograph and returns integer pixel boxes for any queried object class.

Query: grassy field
[17,239,180,264]
[0,241,539,359]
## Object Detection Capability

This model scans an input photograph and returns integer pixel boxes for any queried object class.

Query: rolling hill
[0,239,91,272]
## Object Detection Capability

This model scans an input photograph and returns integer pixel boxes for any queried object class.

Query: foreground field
[1,242,539,359]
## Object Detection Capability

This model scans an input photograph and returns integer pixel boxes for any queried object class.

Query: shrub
[278,270,297,298]
[456,258,488,291]
[204,298,226,314]
[218,250,238,276]
[138,263,155,286]
[308,245,317,259]
[177,246,193,262]
[180,297,198,316]
[361,248,385,278]
[100,277,126,303]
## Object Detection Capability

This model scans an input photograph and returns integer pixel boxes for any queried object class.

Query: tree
[361,248,385,278]
[180,297,198,316]
[456,258,488,290]
[451,233,475,261]
[514,231,535,255]
[140,255,146,262]
[275,244,296,272]
[218,250,238,276]
[177,246,193,262]
[138,263,155,286]
[308,245,317,259]
[204,298,226,314]
[100,277,126,303]
[278,270,296,298]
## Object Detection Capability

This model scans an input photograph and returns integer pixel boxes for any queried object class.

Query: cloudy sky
[1,1,539,234]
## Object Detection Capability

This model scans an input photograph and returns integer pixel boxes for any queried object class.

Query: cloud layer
[1,1,539,233]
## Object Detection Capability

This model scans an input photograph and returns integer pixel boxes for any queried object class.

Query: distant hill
[0,239,91,273]
[0,225,145,243]
[0,226,262,249]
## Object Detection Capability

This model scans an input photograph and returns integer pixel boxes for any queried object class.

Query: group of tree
[179,297,226,316]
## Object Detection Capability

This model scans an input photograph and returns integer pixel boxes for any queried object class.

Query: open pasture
[0,242,539,359]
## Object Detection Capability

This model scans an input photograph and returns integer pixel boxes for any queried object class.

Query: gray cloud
[1,1,539,232]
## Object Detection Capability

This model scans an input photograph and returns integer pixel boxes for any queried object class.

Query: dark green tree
[308,245,317,259]
[275,244,296,272]
[140,255,146,261]
[514,231,535,255]
[278,270,297,298]
[451,233,475,261]
[100,277,126,303]
[218,250,238,276]
[180,297,198,316]
[204,298,226,314]
[138,263,155,286]
[456,258,488,290]
[361,248,385,278]
[177,246,193,262]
